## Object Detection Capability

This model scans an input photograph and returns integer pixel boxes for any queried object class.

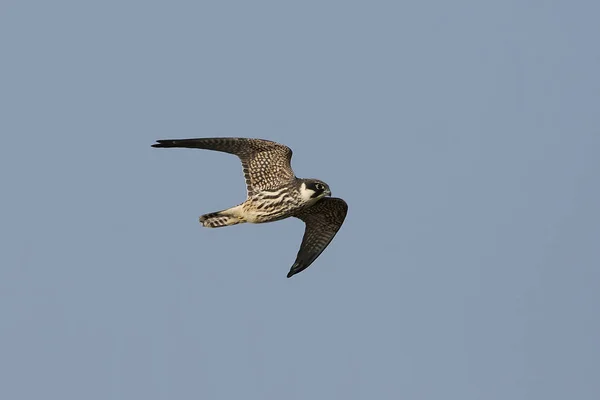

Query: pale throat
[299,182,321,205]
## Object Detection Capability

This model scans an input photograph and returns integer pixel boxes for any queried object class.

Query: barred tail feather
[199,211,241,228]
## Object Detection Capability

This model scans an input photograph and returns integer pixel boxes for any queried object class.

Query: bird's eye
[316,183,325,190]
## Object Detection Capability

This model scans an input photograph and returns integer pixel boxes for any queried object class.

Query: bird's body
[152,137,347,278]
[201,180,324,227]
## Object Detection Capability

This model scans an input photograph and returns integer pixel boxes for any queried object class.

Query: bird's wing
[152,138,295,197]
[287,197,348,278]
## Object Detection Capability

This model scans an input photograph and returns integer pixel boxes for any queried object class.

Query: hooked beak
[325,189,332,197]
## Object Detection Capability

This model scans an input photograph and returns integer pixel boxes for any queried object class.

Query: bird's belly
[242,195,301,223]
[242,207,293,223]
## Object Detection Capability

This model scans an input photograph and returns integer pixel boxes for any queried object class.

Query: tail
[199,211,242,228]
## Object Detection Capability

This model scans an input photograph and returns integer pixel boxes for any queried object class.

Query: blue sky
[1,1,599,399]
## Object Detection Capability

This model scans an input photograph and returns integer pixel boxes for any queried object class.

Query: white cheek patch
[299,182,316,203]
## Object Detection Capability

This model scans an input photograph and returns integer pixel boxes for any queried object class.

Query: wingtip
[287,262,303,278]
[151,140,168,148]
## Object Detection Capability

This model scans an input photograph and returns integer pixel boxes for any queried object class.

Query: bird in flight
[152,137,348,278]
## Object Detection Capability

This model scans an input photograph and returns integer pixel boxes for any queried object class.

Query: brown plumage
[152,137,348,278]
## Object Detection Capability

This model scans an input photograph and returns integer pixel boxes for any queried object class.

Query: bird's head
[299,179,331,202]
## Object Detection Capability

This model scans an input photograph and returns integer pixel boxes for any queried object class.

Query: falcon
[152,137,348,278]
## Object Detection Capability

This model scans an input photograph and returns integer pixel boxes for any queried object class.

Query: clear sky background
[1,1,599,399]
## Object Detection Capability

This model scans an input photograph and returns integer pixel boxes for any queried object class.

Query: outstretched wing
[152,138,295,197]
[288,197,348,278]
